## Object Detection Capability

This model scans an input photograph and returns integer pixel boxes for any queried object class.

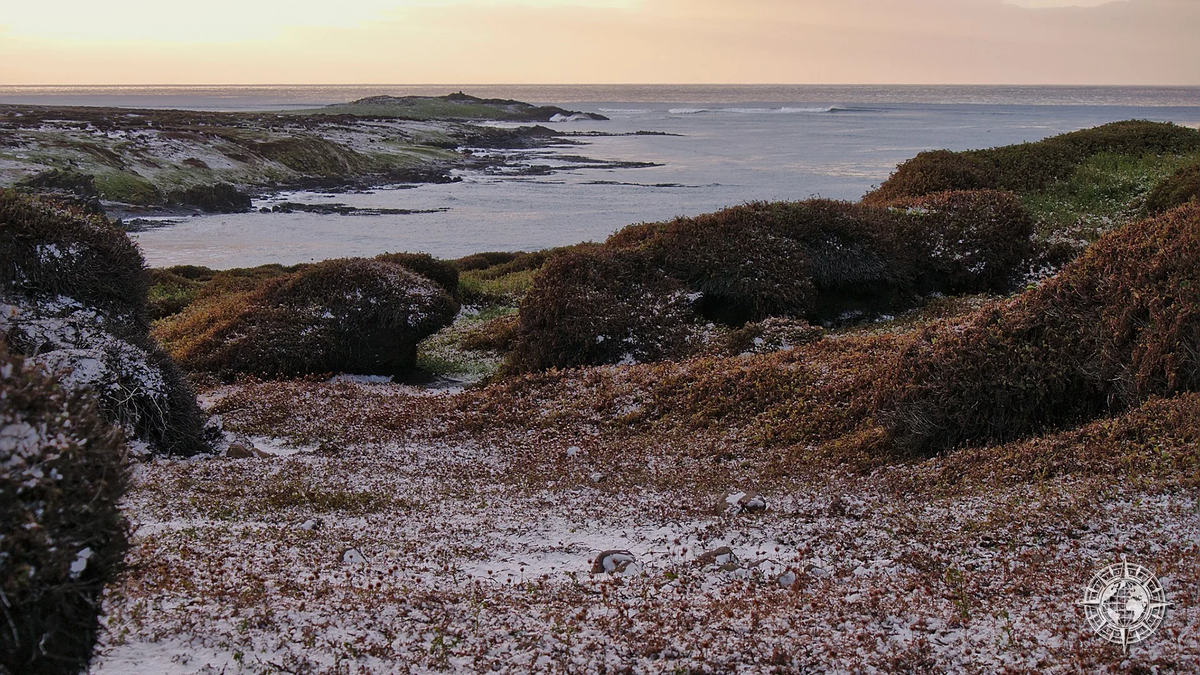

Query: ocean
[4,85,1200,268]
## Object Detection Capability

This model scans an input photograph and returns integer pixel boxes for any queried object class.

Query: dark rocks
[169,182,252,213]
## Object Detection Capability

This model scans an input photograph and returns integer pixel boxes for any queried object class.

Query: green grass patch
[1023,150,1200,243]
[94,172,165,205]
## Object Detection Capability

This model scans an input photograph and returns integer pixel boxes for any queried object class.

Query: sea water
[4,85,1200,268]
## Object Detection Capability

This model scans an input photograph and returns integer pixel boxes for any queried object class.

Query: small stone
[342,548,366,565]
[589,472,606,484]
[566,445,581,457]
[591,550,636,575]
[777,571,798,588]
[714,491,768,516]
[695,546,738,567]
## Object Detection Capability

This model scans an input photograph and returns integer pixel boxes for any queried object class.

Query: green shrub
[16,169,97,197]
[93,173,164,206]
[375,251,459,296]
[147,268,202,320]
[507,248,700,373]
[1143,162,1200,216]
[880,203,1200,454]
[865,121,1200,204]
[155,258,459,377]
[0,347,128,675]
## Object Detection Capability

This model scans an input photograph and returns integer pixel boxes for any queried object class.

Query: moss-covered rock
[168,182,252,213]
[155,258,459,378]
[879,203,1200,455]
[0,346,128,675]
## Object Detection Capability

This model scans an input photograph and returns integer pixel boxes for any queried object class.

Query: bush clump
[1143,162,1200,216]
[508,195,1034,372]
[0,346,128,675]
[880,203,1200,455]
[16,169,98,197]
[168,182,252,213]
[506,248,700,373]
[155,258,459,378]
[895,190,1035,294]
[0,191,148,323]
[375,252,459,296]
[0,191,210,457]
[865,121,1200,204]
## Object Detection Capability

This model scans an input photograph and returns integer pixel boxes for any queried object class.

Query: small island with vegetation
[3,110,1200,673]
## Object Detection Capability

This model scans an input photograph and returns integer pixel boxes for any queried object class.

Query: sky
[0,0,1197,85]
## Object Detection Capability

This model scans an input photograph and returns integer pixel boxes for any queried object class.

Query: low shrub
[509,195,1034,372]
[879,203,1200,454]
[506,248,700,373]
[0,346,128,675]
[865,121,1200,203]
[1143,162,1200,216]
[147,268,202,320]
[460,313,520,352]
[454,251,522,272]
[895,190,1035,294]
[168,182,252,213]
[375,252,459,295]
[0,190,210,457]
[862,151,995,205]
[155,258,459,377]
[609,205,817,324]
[722,318,825,356]
[0,191,148,324]
[16,169,97,197]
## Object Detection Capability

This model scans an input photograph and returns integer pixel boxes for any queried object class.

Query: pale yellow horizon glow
[0,0,1197,85]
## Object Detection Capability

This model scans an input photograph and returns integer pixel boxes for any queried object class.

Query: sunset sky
[0,0,1196,85]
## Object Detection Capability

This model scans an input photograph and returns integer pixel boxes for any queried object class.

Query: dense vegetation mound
[0,191,209,456]
[864,121,1200,204]
[880,203,1200,455]
[0,346,128,675]
[1,191,148,322]
[506,248,700,373]
[509,195,1033,372]
[155,258,459,377]
[1143,161,1200,216]
[168,182,252,213]
[894,189,1035,294]
[375,252,460,296]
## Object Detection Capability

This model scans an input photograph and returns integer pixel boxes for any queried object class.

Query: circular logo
[1080,561,1171,651]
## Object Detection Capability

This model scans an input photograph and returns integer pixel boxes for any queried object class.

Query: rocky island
[0,93,609,218]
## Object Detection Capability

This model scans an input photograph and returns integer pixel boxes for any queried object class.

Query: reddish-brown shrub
[880,204,1200,454]
[895,190,1035,294]
[155,258,458,377]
